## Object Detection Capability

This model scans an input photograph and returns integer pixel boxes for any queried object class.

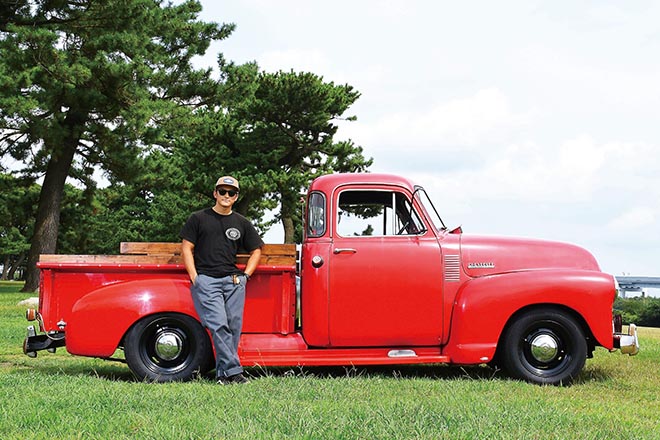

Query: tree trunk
[21,138,79,292]
[1,256,9,280]
[282,216,295,244]
[8,251,26,281]
[279,187,298,244]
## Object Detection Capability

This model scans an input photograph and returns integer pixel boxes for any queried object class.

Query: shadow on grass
[4,353,135,382]
[10,356,501,384]
[245,362,614,386]
[246,363,504,382]
[572,365,613,384]
[7,354,614,386]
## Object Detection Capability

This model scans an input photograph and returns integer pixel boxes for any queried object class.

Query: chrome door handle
[333,248,357,254]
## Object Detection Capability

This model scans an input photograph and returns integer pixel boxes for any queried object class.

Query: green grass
[2,280,660,439]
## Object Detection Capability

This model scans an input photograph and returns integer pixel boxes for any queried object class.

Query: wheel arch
[66,278,199,357]
[119,310,210,348]
[444,270,614,364]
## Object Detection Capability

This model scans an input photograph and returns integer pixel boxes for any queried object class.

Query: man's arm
[244,247,262,278]
[181,239,197,283]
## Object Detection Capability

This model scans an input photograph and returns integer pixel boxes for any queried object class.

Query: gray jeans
[191,274,247,378]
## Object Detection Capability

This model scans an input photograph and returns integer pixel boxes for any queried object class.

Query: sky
[196,1,660,280]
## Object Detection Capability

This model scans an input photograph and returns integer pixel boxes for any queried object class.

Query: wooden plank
[39,254,178,264]
[120,242,296,257]
[120,242,182,255]
[40,243,297,267]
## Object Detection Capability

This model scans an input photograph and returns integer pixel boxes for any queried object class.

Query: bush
[615,296,660,327]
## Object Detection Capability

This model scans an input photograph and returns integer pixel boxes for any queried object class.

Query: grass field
[2,280,660,439]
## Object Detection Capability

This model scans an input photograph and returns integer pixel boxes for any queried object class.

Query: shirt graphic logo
[226,228,241,240]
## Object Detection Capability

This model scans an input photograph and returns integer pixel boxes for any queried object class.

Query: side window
[307,192,326,237]
[336,190,425,237]
[393,192,426,235]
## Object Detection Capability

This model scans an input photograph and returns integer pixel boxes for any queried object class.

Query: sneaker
[217,373,249,385]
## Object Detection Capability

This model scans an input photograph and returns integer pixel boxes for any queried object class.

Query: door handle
[333,248,357,254]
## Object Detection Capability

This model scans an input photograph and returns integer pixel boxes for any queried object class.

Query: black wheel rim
[137,316,195,375]
[519,320,573,377]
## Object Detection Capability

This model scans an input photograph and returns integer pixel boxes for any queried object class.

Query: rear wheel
[124,313,212,382]
[500,308,587,385]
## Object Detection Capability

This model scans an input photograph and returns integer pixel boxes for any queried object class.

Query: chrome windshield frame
[413,186,447,232]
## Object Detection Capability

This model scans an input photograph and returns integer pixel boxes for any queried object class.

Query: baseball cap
[215,176,240,191]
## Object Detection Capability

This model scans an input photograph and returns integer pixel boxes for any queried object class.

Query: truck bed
[36,243,298,344]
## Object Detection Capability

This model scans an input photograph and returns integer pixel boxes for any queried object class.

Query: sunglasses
[215,187,238,197]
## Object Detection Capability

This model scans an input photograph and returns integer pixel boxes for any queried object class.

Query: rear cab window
[306,192,326,238]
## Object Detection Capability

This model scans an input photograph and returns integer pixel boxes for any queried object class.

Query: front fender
[444,270,616,364]
[66,279,197,357]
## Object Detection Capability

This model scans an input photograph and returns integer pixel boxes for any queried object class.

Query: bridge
[615,276,660,298]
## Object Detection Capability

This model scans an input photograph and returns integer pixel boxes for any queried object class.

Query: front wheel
[500,308,587,385]
[124,313,212,382]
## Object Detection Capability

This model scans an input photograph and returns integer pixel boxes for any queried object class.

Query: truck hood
[460,234,601,277]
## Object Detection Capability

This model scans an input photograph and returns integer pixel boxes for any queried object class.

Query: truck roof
[309,173,418,194]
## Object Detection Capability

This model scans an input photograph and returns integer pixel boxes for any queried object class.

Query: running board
[240,347,449,367]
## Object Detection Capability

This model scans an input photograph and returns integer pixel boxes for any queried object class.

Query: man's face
[214,185,239,207]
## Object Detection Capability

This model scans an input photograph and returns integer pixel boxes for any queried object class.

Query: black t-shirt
[179,209,264,278]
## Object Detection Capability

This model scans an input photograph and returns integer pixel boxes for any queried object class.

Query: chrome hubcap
[154,331,183,361]
[529,333,559,363]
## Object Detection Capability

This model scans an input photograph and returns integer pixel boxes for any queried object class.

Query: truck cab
[301,174,446,348]
[299,173,638,383]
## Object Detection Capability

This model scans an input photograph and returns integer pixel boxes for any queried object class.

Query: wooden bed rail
[40,242,297,266]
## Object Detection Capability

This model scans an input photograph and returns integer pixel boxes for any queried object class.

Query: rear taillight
[26,308,37,322]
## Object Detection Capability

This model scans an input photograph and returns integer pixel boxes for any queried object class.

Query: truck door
[328,187,444,347]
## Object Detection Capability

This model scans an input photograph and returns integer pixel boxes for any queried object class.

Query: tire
[500,308,587,385]
[124,313,213,382]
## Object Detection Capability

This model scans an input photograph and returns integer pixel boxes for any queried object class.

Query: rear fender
[66,279,197,357]
[444,270,615,364]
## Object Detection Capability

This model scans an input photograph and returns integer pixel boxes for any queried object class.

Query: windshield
[413,187,446,232]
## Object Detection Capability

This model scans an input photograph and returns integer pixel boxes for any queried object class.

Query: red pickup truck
[23,173,638,385]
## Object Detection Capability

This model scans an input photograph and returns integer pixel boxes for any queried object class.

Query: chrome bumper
[613,323,639,356]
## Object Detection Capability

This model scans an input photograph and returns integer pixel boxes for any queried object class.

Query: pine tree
[0,0,233,291]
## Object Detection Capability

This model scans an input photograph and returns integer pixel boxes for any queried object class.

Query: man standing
[180,176,264,384]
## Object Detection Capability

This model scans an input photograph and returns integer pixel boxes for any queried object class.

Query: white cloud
[607,207,657,230]
[258,48,330,74]
[408,135,659,208]
[342,88,528,151]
